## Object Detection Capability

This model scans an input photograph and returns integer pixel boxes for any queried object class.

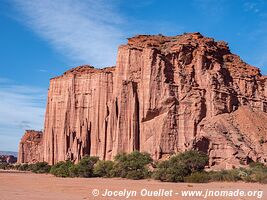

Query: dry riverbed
[0,170,266,200]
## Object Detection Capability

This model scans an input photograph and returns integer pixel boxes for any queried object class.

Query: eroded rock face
[42,66,115,164]
[18,130,43,163]
[195,107,267,169]
[18,33,267,169]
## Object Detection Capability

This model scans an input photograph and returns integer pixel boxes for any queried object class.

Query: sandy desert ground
[0,170,266,200]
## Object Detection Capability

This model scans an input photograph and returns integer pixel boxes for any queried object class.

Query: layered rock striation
[18,130,43,163]
[18,33,267,169]
[42,66,115,164]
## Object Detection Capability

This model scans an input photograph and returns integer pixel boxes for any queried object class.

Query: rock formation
[18,130,43,163]
[0,155,17,164]
[18,33,267,169]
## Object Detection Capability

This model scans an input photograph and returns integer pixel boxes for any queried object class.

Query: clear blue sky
[0,0,267,152]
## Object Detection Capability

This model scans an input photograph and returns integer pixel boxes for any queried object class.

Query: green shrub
[245,162,267,183]
[0,163,10,170]
[172,150,209,172]
[69,165,79,177]
[153,150,209,182]
[13,164,21,170]
[111,151,152,180]
[184,171,210,183]
[70,156,99,178]
[223,170,237,182]
[50,161,74,177]
[18,163,29,171]
[250,171,267,184]
[2,162,51,173]
[249,161,266,169]
[49,156,99,178]
[153,160,190,182]
[208,169,246,182]
[31,162,51,173]
[26,164,35,171]
[93,160,114,177]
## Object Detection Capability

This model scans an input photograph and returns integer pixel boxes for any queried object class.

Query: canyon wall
[18,33,267,169]
[18,130,43,163]
[42,66,115,164]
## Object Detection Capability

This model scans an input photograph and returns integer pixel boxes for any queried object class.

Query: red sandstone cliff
[18,33,267,169]
[18,130,43,163]
[42,66,115,164]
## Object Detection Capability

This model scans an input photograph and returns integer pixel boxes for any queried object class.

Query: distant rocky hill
[0,151,18,157]
[18,32,267,170]
[0,151,18,164]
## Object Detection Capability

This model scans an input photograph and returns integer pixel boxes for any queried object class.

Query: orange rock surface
[18,33,267,169]
[18,130,43,163]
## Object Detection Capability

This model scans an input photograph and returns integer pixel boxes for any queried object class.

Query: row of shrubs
[1,151,267,183]
[0,161,51,173]
[50,151,153,179]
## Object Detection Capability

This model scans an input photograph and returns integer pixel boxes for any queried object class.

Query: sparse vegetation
[0,162,51,173]
[0,163,10,170]
[111,151,153,180]
[153,150,209,182]
[184,171,210,183]
[69,156,99,178]
[2,151,267,184]
[93,160,114,177]
[207,169,243,182]
[50,161,74,177]
[18,163,30,171]
[30,162,51,173]
[153,160,190,182]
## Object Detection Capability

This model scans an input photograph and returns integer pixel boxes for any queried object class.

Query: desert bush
[0,163,10,170]
[153,160,190,182]
[12,164,20,170]
[203,163,267,184]
[8,164,15,170]
[93,160,114,177]
[50,161,74,177]
[153,150,208,182]
[208,169,248,182]
[251,172,267,184]
[26,164,35,171]
[111,151,152,180]
[173,150,209,172]
[209,170,236,182]
[68,165,79,177]
[49,156,99,178]
[18,163,29,171]
[70,156,99,178]
[244,162,267,183]
[2,162,51,173]
[30,162,51,173]
[249,161,266,170]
